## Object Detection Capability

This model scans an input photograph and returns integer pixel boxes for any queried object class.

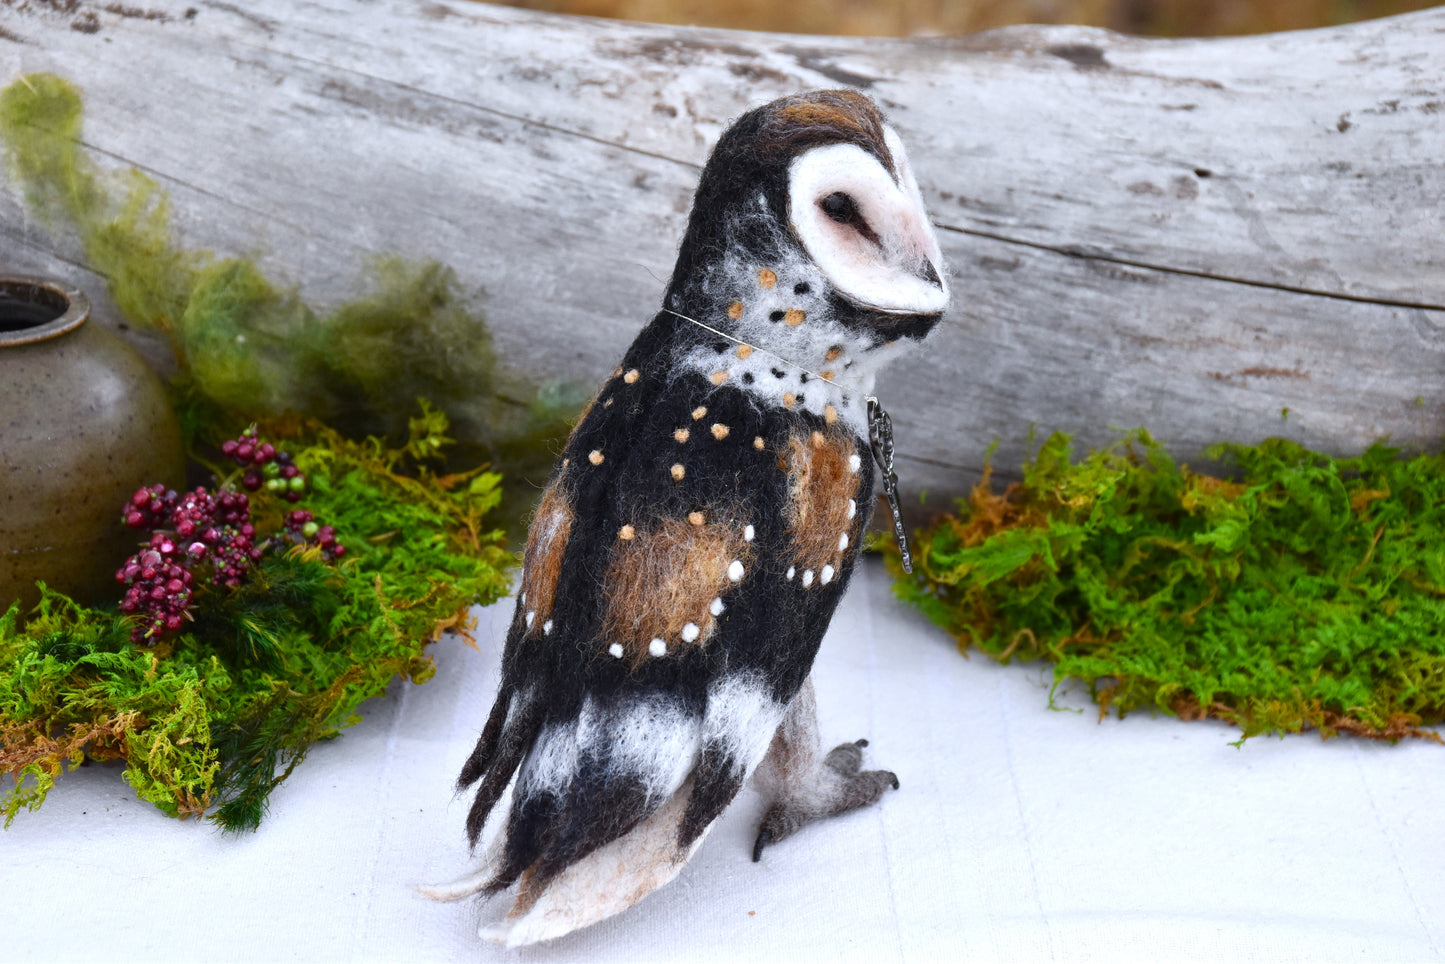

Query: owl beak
[916,258,943,290]
[896,214,946,306]
[900,247,947,311]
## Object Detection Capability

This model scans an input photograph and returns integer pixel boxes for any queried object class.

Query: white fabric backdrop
[5,558,1443,963]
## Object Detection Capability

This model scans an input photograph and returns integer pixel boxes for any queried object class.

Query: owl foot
[826,737,894,777]
[749,679,900,862]
[752,739,898,861]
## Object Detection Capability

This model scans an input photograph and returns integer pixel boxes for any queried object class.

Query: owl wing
[434,351,874,944]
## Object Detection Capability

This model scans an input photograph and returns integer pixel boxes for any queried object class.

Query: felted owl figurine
[422,89,949,945]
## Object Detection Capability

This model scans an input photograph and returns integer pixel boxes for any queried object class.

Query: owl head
[665,90,948,351]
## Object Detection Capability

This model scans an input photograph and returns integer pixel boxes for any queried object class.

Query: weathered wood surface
[2,0,1442,504]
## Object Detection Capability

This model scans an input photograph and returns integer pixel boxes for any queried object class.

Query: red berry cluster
[122,483,178,530]
[116,539,193,639]
[114,427,344,645]
[223,426,308,501]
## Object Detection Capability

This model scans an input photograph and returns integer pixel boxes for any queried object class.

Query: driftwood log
[1,0,1442,505]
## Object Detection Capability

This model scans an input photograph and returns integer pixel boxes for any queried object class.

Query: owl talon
[855,767,899,800]
[753,802,799,858]
[752,827,773,863]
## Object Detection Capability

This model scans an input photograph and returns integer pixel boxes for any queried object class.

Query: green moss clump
[1,406,511,831]
[892,432,1445,743]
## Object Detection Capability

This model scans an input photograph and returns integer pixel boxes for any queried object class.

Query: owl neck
[657,191,939,436]
[664,313,879,437]
[663,268,926,435]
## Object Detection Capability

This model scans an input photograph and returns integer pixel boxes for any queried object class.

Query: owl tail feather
[677,742,747,852]
[478,721,690,900]
[481,779,712,948]
[462,687,545,849]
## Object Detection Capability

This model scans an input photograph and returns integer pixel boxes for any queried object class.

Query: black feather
[457,683,512,791]
[678,743,744,852]
[464,692,544,849]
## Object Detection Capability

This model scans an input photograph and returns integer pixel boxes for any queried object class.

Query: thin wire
[661,307,846,387]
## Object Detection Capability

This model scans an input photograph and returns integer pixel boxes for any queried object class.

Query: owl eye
[820,192,859,224]
[820,191,880,246]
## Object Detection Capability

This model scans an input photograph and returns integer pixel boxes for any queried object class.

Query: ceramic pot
[1,276,185,613]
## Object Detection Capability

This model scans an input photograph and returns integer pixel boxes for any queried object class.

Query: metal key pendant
[866,395,912,574]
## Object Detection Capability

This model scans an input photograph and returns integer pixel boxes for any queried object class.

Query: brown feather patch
[778,91,877,134]
[771,89,894,174]
[519,480,573,635]
[601,514,751,662]
[784,428,861,573]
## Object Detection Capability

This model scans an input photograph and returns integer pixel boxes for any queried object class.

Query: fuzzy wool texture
[442,89,946,946]
[560,698,694,805]
[701,672,787,781]
[601,513,753,660]
[787,139,947,316]
[785,428,865,573]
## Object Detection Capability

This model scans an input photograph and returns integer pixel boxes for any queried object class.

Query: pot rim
[0,275,90,347]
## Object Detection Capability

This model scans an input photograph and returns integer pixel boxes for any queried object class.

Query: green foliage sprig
[1,406,511,831]
[891,432,1445,744]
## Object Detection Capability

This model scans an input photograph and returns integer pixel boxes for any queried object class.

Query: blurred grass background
[488,0,1439,36]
